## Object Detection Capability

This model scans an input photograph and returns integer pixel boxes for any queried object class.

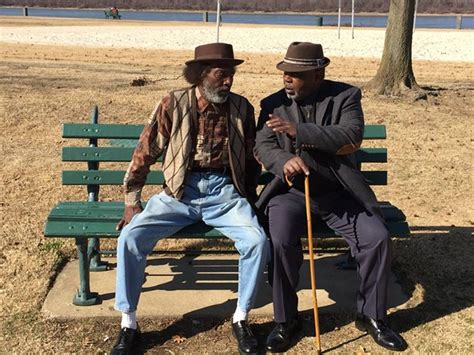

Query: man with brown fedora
[254,42,408,352]
[110,42,269,355]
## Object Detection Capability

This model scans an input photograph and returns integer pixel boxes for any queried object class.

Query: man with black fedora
[110,42,269,355]
[254,42,408,352]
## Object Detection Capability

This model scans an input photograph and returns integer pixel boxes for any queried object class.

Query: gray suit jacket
[254,80,383,218]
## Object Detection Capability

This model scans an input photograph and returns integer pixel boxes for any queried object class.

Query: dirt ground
[1,29,473,353]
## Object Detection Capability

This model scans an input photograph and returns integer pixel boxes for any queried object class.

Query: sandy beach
[1,18,474,62]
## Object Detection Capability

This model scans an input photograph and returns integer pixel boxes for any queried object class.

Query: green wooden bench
[104,9,121,19]
[44,106,409,306]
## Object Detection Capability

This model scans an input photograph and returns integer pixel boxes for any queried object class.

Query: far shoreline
[2,15,473,33]
[1,5,473,17]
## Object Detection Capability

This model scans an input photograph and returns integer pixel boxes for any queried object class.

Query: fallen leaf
[172,335,186,344]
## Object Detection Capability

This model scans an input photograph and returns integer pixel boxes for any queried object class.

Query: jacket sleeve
[243,103,261,203]
[295,87,364,155]
[123,95,172,206]
[254,99,296,181]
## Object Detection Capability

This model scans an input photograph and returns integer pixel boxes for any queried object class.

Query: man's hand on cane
[283,156,310,181]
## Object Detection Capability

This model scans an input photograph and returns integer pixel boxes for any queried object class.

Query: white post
[413,0,418,33]
[216,0,221,43]
[337,0,341,39]
[351,0,355,39]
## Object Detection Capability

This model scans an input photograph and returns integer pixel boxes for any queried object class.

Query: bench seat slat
[47,201,406,222]
[63,123,386,140]
[44,219,409,238]
[48,200,406,222]
[45,201,408,238]
[62,147,387,163]
[45,220,228,238]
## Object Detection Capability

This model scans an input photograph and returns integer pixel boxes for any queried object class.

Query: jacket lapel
[274,99,299,154]
[315,95,331,126]
[283,98,300,124]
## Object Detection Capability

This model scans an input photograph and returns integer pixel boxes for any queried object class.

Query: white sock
[232,304,248,323]
[121,311,137,329]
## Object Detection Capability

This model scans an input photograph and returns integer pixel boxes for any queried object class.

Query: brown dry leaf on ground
[1,18,473,354]
[172,334,187,344]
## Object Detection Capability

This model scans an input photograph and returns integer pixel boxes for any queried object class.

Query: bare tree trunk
[366,0,420,95]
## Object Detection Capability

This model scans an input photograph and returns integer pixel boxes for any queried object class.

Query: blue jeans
[114,172,269,314]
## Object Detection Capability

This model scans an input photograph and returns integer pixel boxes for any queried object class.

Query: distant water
[1,7,473,29]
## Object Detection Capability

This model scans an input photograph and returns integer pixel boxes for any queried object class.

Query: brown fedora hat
[276,42,330,72]
[185,42,244,66]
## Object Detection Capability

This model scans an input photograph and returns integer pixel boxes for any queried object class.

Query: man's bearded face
[283,70,321,101]
[202,66,235,103]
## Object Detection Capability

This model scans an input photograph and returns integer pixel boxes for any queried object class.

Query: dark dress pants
[266,189,391,323]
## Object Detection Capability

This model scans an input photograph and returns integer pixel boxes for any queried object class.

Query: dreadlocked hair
[183,63,211,85]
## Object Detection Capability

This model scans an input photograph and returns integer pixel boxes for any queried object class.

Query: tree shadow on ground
[388,226,473,333]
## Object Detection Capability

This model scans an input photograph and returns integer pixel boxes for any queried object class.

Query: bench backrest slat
[62,170,165,185]
[62,170,387,186]
[63,124,143,139]
[63,123,386,140]
[62,147,387,163]
[63,147,135,161]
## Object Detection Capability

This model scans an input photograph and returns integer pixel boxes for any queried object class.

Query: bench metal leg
[86,107,108,272]
[73,238,100,306]
[88,238,108,272]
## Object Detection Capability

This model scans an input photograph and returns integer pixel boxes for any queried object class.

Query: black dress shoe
[355,313,408,351]
[231,320,258,354]
[111,326,140,355]
[265,318,301,353]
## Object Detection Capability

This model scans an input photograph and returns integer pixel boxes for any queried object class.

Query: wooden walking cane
[304,175,322,354]
[285,173,322,353]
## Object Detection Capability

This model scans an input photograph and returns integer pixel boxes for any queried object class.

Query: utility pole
[338,0,342,39]
[351,0,355,39]
[216,0,222,42]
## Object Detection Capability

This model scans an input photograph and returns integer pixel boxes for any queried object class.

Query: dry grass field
[1,19,473,353]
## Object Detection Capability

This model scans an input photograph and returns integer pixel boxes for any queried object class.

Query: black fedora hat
[277,42,330,72]
[185,42,244,66]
